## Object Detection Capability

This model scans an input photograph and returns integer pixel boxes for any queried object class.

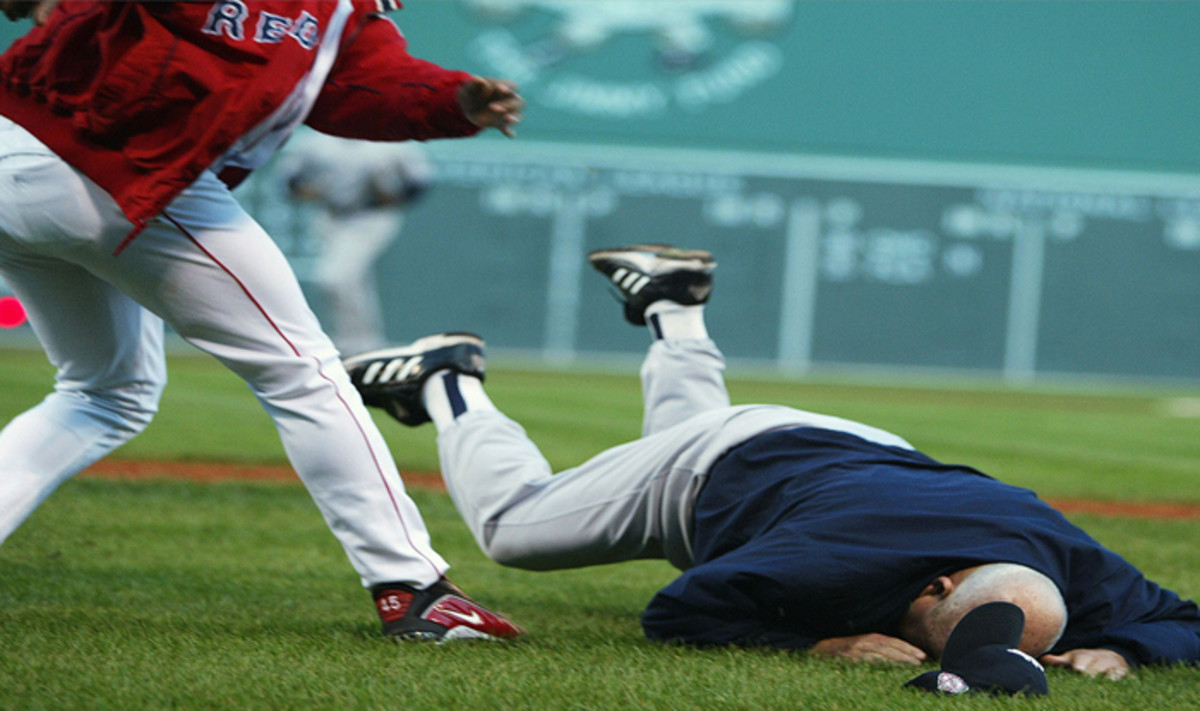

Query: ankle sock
[645,302,708,340]
[423,370,496,430]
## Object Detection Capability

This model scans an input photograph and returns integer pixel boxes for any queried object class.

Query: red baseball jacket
[0,0,479,243]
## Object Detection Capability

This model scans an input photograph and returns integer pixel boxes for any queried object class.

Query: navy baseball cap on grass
[904,601,1049,697]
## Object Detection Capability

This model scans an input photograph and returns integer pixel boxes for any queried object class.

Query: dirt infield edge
[80,459,1200,521]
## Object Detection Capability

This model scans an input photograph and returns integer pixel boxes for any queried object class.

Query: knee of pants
[233,351,344,410]
[479,531,561,572]
[483,544,536,570]
[62,377,165,436]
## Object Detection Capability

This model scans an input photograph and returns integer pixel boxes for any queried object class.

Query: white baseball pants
[0,117,447,588]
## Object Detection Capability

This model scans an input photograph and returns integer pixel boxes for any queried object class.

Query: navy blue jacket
[641,427,1200,666]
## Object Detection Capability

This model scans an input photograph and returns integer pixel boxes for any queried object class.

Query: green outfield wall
[2,2,1198,381]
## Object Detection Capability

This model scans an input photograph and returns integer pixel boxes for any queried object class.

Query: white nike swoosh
[437,606,484,626]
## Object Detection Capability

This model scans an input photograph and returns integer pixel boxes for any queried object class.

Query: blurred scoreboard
[246,140,1200,381]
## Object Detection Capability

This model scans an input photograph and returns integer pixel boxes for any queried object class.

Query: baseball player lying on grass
[0,1,523,641]
[345,245,1200,678]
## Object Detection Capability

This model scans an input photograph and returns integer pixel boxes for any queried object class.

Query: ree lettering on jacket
[203,0,321,49]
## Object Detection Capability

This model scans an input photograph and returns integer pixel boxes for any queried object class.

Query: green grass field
[2,347,1200,710]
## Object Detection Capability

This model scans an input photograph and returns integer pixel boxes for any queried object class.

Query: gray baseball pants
[434,336,912,572]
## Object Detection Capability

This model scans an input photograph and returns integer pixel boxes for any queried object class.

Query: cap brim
[941,601,1025,666]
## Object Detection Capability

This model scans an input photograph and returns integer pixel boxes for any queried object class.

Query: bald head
[900,563,1067,659]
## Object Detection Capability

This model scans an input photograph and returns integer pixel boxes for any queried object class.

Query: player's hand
[810,633,929,665]
[1,0,60,24]
[1041,648,1131,680]
[458,76,523,138]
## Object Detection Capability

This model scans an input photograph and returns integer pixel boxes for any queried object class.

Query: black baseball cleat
[587,244,716,326]
[344,332,485,426]
[372,578,524,643]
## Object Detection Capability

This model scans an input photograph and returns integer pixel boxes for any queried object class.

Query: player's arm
[644,567,926,664]
[308,12,522,141]
[642,542,925,664]
[1043,616,1200,678]
[1,0,59,24]
[642,563,821,651]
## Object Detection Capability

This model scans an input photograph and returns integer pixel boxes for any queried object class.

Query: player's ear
[920,575,955,600]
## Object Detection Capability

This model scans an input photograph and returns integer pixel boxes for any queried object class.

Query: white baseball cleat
[587,244,716,325]
[344,332,485,426]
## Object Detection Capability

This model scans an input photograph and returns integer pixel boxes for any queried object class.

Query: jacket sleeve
[641,543,821,651]
[1056,551,1200,668]
[1097,619,1200,667]
[306,12,481,141]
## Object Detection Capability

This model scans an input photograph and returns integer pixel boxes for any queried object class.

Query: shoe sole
[587,246,716,277]
[343,332,484,371]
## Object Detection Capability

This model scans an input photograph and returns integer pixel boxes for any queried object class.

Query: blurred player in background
[0,0,523,641]
[347,245,1200,677]
[280,132,434,354]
